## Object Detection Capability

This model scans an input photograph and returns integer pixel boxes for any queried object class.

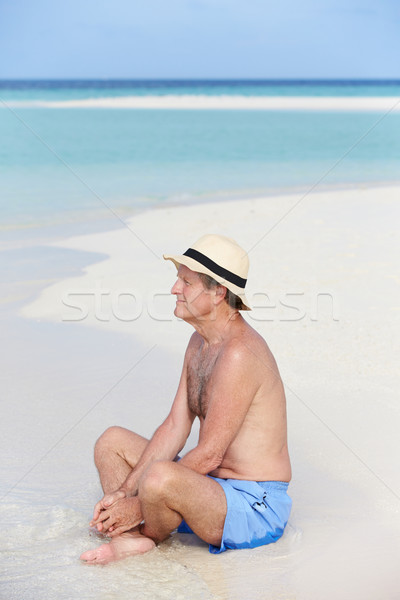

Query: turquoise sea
[1,80,400,242]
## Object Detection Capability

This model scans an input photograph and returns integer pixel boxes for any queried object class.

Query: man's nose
[171,279,181,295]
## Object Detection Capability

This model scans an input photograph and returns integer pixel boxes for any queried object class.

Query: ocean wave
[3,95,400,111]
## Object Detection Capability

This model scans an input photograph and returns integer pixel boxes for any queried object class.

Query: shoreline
[3,178,400,245]
[6,94,400,110]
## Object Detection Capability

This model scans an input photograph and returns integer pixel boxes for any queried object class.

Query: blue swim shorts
[177,477,292,554]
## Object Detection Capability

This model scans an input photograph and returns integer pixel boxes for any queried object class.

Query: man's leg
[93,426,148,493]
[139,461,227,547]
[80,426,155,564]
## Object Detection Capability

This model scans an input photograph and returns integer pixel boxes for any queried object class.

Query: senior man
[81,234,292,564]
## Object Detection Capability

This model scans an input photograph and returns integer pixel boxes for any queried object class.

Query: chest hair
[187,345,220,417]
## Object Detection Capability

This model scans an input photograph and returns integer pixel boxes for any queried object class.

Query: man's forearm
[179,444,223,476]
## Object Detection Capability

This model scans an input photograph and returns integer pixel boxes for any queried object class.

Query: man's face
[171,264,214,322]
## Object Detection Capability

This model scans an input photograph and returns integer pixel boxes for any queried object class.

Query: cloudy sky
[0,0,399,79]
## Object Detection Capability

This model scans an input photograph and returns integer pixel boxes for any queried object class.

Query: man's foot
[80,531,155,565]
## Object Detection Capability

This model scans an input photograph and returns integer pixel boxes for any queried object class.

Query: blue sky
[0,0,399,79]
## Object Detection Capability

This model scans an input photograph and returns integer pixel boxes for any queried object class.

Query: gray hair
[198,273,244,310]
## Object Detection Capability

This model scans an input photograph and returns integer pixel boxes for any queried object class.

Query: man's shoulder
[231,320,269,352]
[223,324,277,373]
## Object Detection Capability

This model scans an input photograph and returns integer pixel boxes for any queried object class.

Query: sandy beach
[2,184,400,599]
[7,95,400,111]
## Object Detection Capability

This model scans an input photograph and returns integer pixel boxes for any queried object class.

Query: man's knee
[94,426,126,462]
[139,460,175,502]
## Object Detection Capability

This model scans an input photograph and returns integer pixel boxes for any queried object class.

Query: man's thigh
[157,461,228,546]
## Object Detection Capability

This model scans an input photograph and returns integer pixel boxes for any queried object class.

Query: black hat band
[183,248,247,289]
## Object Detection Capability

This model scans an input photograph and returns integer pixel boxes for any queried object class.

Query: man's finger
[108,525,129,537]
[92,490,125,521]
[91,499,107,523]
[92,504,101,522]
[96,515,113,532]
[89,490,128,527]
[91,508,111,527]
[99,517,113,533]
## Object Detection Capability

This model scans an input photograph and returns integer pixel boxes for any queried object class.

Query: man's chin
[174,303,192,321]
[174,303,186,318]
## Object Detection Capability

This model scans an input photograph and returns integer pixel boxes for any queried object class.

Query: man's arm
[119,404,194,496]
[179,342,260,475]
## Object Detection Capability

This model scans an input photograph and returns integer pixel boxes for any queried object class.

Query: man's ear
[214,285,227,305]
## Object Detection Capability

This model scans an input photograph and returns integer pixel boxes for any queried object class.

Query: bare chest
[187,347,219,417]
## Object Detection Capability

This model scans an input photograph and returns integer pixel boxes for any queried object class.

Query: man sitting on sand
[81,234,292,564]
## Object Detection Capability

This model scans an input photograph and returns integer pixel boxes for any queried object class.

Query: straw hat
[163,234,251,310]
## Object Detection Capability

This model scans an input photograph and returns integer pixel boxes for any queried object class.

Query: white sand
[7,95,400,111]
[8,185,400,598]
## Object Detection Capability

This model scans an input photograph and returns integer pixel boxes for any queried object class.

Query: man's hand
[90,496,143,537]
[90,489,127,528]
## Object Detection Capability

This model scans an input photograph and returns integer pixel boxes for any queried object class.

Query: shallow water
[1,80,400,234]
[1,484,304,600]
[2,473,398,600]
[1,501,212,600]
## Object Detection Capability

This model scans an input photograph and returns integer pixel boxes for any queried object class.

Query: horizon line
[1,77,400,83]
